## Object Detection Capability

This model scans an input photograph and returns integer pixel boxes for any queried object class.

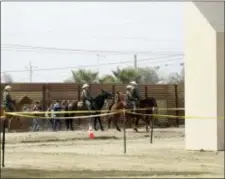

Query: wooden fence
[1,83,185,130]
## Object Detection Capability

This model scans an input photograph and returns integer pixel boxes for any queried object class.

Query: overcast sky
[1,2,184,82]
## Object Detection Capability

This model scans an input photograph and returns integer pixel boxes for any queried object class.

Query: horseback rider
[125,84,133,107]
[81,84,92,110]
[1,85,16,112]
[128,81,140,110]
[81,83,94,129]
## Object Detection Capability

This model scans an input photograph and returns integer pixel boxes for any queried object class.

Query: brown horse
[108,92,158,132]
[1,95,33,132]
[107,92,128,131]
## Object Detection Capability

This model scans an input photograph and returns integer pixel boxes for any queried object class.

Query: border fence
[1,83,185,130]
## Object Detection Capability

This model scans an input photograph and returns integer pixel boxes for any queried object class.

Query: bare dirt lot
[1,127,224,178]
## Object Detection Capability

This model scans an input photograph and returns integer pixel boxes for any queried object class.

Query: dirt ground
[1,127,224,178]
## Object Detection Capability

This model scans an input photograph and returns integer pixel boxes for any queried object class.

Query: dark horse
[66,89,113,131]
[134,97,158,132]
[108,92,158,132]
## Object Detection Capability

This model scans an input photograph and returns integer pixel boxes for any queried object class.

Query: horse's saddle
[77,101,96,110]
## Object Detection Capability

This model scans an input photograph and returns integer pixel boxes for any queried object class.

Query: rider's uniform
[127,86,140,110]
[2,90,15,112]
[81,84,93,129]
[81,88,92,110]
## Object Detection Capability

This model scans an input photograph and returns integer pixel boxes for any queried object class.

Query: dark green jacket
[1,90,15,111]
[127,87,140,102]
[131,87,140,100]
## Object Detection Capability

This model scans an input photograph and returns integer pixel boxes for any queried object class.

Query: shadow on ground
[2,168,211,178]
[20,136,119,143]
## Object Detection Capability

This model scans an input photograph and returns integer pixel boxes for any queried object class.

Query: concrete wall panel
[184,2,224,150]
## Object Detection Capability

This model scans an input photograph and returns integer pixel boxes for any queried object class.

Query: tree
[167,72,182,84]
[64,66,161,84]
[68,69,99,84]
[180,67,184,82]
[2,73,13,83]
[99,75,119,84]
[112,67,141,84]
[63,77,74,83]
[112,66,160,84]
[137,67,160,84]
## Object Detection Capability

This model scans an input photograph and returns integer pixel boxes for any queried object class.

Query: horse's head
[116,92,125,101]
[114,92,126,108]
[101,89,113,99]
[18,95,33,107]
[141,97,158,112]
[146,97,158,107]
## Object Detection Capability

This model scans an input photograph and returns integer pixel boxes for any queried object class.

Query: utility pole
[25,60,37,82]
[134,54,137,69]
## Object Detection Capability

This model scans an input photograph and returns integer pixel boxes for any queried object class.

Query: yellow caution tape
[2,111,121,120]
[126,111,225,119]
[1,107,184,115]
[1,107,224,120]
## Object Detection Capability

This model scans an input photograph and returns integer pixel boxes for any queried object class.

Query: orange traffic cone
[88,126,95,139]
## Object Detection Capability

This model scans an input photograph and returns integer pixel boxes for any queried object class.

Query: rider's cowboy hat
[126,85,132,89]
[4,85,12,90]
[130,81,137,86]
[82,84,89,89]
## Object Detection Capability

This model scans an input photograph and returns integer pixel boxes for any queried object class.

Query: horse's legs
[8,118,12,132]
[65,119,69,130]
[144,116,150,132]
[65,119,67,130]
[53,119,57,131]
[113,116,121,132]
[93,117,98,131]
[7,114,17,132]
[97,117,104,131]
[88,115,93,130]
[133,116,139,132]
[108,116,112,129]
[59,120,62,131]
[70,119,74,130]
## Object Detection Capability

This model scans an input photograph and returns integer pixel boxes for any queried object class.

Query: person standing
[52,100,62,131]
[32,101,41,132]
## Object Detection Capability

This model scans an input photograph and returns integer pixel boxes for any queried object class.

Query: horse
[133,97,158,132]
[2,95,33,132]
[107,92,127,132]
[107,92,158,132]
[66,89,113,131]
